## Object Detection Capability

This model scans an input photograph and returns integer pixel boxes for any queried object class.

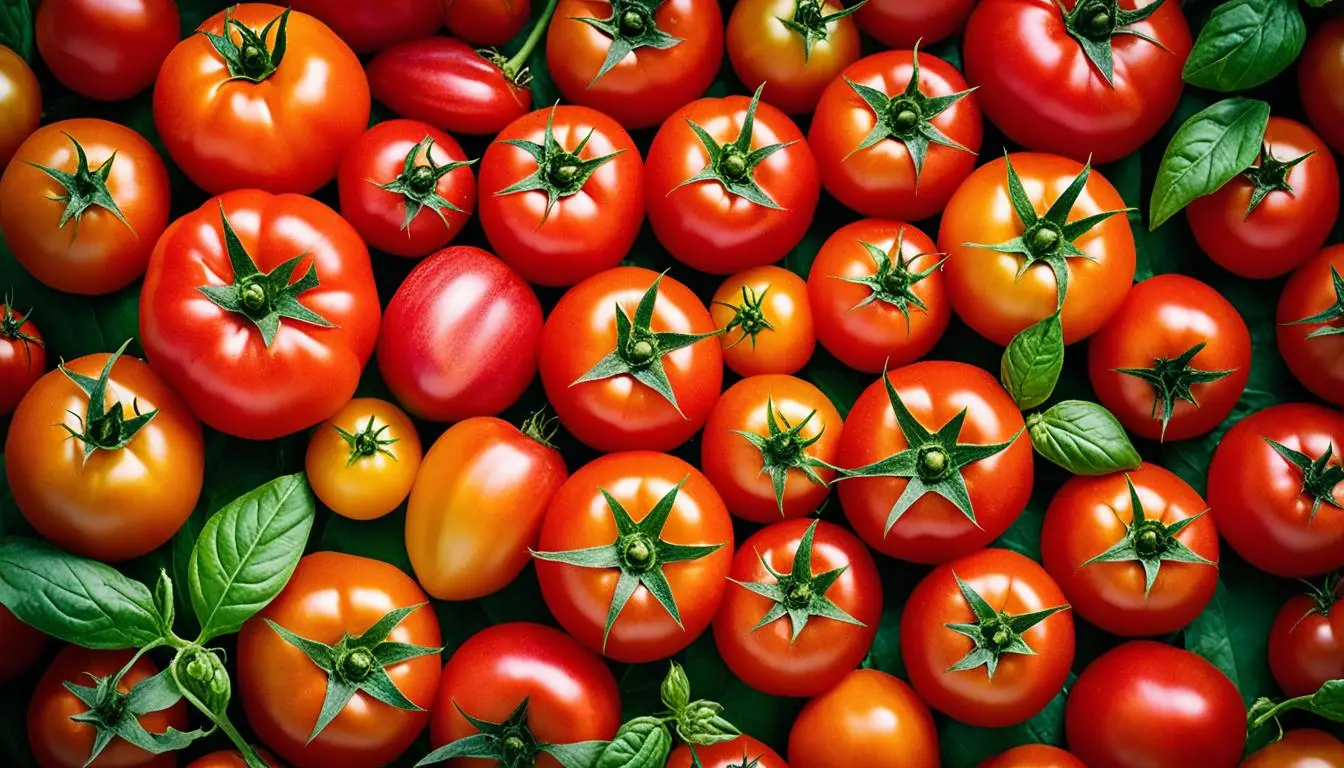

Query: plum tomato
[0,300,45,416]
[710,265,816,377]
[305,398,423,521]
[1277,245,1344,408]
[36,0,179,101]
[368,36,533,136]
[788,669,940,768]
[1267,574,1344,698]
[727,0,864,115]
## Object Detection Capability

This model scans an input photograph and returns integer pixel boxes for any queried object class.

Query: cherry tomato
[305,398,423,521]
[1268,575,1343,698]
[288,0,440,53]
[710,265,816,377]
[857,0,976,48]
[0,302,45,416]
[727,0,863,115]
[1243,729,1344,768]
[0,606,46,683]
[788,669,940,768]
[368,37,532,136]
[443,0,531,46]
[978,745,1087,768]
[1301,18,1344,156]
[36,0,178,101]
[0,45,39,167]
[668,736,787,768]
[1277,245,1344,408]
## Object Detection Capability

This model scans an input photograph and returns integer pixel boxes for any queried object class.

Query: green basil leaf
[1149,98,1270,229]
[1308,680,1344,722]
[543,741,610,768]
[1183,0,1305,92]
[1027,400,1142,476]
[1000,314,1064,410]
[596,717,672,768]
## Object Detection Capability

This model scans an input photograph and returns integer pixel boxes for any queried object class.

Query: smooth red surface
[788,669,940,768]
[1301,18,1344,156]
[443,0,530,45]
[1277,245,1344,408]
[979,745,1087,768]
[37,0,178,101]
[289,0,440,53]
[1243,730,1344,768]
[369,37,532,136]
[668,736,787,768]
[0,606,45,683]
[857,0,976,48]
[1269,579,1344,697]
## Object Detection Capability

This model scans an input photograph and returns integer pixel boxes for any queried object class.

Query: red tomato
[979,745,1087,768]
[140,190,380,441]
[668,736,787,768]
[368,37,532,136]
[288,0,440,53]
[1088,274,1251,441]
[443,0,530,46]
[710,265,816,377]
[36,0,178,101]
[1067,641,1245,768]
[1301,18,1344,156]
[1268,575,1344,698]
[0,45,40,167]
[1243,729,1344,768]
[726,0,863,115]
[533,452,734,662]
[0,605,45,683]
[857,0,976,47]
[788,669,940,768]
[305,398,423,521]
[1277,245,1344,408]
[185,751,280,768]
[0,301,44,416]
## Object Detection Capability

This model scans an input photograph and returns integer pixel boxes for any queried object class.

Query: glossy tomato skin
[0,606,46,683]
[535,452,734,662]
[710,266,815,377]
[378,246,542,422]
[239,552,442,768]
[940,152,1136,345]
[963,0,1191,164]
[288,0,440,53]
[154,3,370,195]
[36,0,178,101]
[668,736,787,768]
[479,106,644,287]
[1277,245,1344,408]
[857,0,976,47]
[1088,274,1251,441]
[1067,641,1245,768]
[443,0,530,46]
[368,37,531,136]
[539,267,723,453]
[810,50,982,221]
[185,751,280,768]
[788,669,940,768]
[1301,18,1344,156]
[978,745,1087,768]
[0,46,40,167]
[406,417,569,600]
[727,0,862,115]
[305,398,423,521]
[1207,403,1344,577]
[1243,729,1344,768]
[1268,579,1344,698]
[0,305,45,415]
[0,118,169,296]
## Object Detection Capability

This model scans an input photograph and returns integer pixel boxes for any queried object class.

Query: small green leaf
[661,662,691,712]
[1027,400,1141,475]
[1000,314,1064,410]
[1307,679,1344,721]
[596,717,672,768]
[1183,0,1305,92]
[1149,98,1270,229]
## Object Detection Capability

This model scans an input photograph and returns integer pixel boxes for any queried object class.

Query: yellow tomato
[305,398,422,520]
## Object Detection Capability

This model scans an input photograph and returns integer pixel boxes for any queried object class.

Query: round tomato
[963,0,1191,164]
[1277,245,1344,408]
[727,0,863,115]
[1244,729,1344,768]
[1067,641,1245,768]
[1268,575,1343,698]
[857,0,975,47]
[978,745,1087,768]
[405,416,569,600]
[710,265,816,377]
[1207,403,1344,577]
[141,190,380,441]
[479,105,643,287]
[378,246,542,422]
[337,119,476,258]
[443,0,531,45]
[940,152,1136,345]
[808,219,950,372]
[1088,274,1251,441]
[368,37,532,136]
[539,267,722,452]
[239,552,442,768]
[809,49,981,222]
[836,361,1033,563]
[0,45,39,167]
[788,669,940,768]
[0,118,169,296]
[0,301,44,416]
[185,750,279,768]
[0,606,45,683]
[154,3,370,194]
[36,0,178,101]
[305,398,423,521]
[669,736,787,768]
[700,375,842,522]
[1301,18,1344,156]
[287,0,440,53]
[533,452,734,662]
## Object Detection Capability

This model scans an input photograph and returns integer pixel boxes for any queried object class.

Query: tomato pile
[0,1,1342,767]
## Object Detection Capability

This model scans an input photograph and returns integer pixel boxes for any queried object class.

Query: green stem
[1252,694,1312,728]
[503,0,560,77]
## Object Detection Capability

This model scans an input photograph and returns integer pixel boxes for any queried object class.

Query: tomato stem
[503,0,560,79]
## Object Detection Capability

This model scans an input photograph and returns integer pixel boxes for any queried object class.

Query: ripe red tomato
[1066,641,1245,768]
[1207,403,1344,578]
[288,0,440,53]
[305,398,423,521]
[1243,729,1344,768]
[1301,18,1344,156]
[710,265,816,377]
[962,0,1191,164]
[443,0,530,46]
[0,606,45,683]
[479,105,644,287]
[185,750,280,768]
[140,190,380,441]
[533,452,734,662]
[337,119,476,259]
[857,0,976,47]
[726,0,863,115]
[788,669,940,768]
[1277,245,1344,408]
[978,745,1087,768]
[154,3,370,194]
[368,37,532,136]
[668,736,787,768]
[0,302,44,416]
[36,0,178,101]
[1088,274,1251,441]
[1268,575,1343,698]
[0,46,40,167]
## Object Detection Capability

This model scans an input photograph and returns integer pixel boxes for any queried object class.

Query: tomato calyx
[1265,440,1344,522]
[575,0,683,85]
[1061,0,1168,86]
[730,520,865,643]
[417,698,606,768]
[716,285,776,351]
[1292,573,1342,631]
[779,0,866,61]
[28,132,132,235]
[945,574,1070,678]
[58,338,159,458]
[1080,475,1215,596]
[494,0,561,85]
[494,105,625,222]
[1112,341,1236,441]
[1283,266,1344,339]
[375,136,476,232]
[732,398,832,513]
[67,659,200,763]
[674,84,795,210]
[520,408,560,449]
[837,227,946,322]
[333,415,400,467]
[0,299,42,366]
[203,8,292,83]
[1242,143,1315,217]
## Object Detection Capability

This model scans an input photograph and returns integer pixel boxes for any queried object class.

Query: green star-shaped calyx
[66,665,206,765]
[732,398,833,514]
[727,752,764,768]
[730,520,865,643]
[1265,439,1344,522]
[59,338,159,459]
[715,284,775,351]
[414,698,606,768]
[494,105,624,223]
[1290,572,1341,631]
[836,227,946,327]
[1113,341,1236,441]
[1080,475,1216,596]
[333,416,400,467]
[575,0,683,85]
[1284,265,1344,339]
[1,297,42,367]
[778,0,866,61]
[944,574,1070,679]
[203,7,292,82]
[28,133,132,238]
[374,135,475,232]
[1242,143,1315,217]
[673,84,795,209]
[1062,0,1169,86]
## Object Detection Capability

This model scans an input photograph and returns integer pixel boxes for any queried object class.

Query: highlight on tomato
[788,669,940,768]
[186,751,280,768]
[710,265,816,377]
[1244,729,1344,768]
[977,745,1086,768]
[368,36,534,136]
[726,0,864,115]
[0,300,44,416]
[0,606,46,683]
[36,0,179,101]
[443,0,531,46]
[1300,17,1344,156]
[0,45,39,167]
[856,0,975,48]
[1277,244,1344,408]
[1268,573,1343,698]
[305,398,423,521]
[288,0,440,53]
[669,735,787,768]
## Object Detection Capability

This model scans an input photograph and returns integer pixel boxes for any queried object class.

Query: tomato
[0,605,45,683]
[337,119,476,259]
[546,0,723,129]
[0,118,169,296]
[0,46,39,167]
[140,190,380,441]
[1268,575,1343,698]
[36,0,178,101]
[443,0,531,46]
[185,752,279,768]
[29,647,189,768]
[1243,730,1344,768]
[239,552,442,768]
[857,0,976,47]
[809,49,982,222]
[700,375,842,522]
[939,152,1136,345]
[287,0,440,53]
[726,0,863,115]
[788,669,940,768]
[711,265,815,376]
[533,452,734,662]
[378,246,542,422]
[979,745,1087,768]
[668,736,787,768]
[479,105,644,287]
[1088,274,1251,441]
[808,219,950,372]
[1066,641,1245,768]
[405,416,568,600]
[539,267,723,452]
[368,37,532,136]
[1207,403,1344,578]
[836,361,1033,563]
[1301,18,1344,156]
[6,345,203,562]
[1277,245,1344,408]
[0,301,44,416]
[305,398,423,521]
[154,3,370,195]
[962,0,1191,164]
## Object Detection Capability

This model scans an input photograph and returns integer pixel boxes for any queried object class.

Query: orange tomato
[710,265,816,377]
[0,46,39,167]
[305,398,422,521]
[788,669,940,768]
[726,0,863,115]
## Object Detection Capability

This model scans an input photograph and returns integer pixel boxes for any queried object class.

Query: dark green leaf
[1027,401,1142,475]
[1183,0,1305,92]
[1150,98,1270,229]
[596,717,672,768]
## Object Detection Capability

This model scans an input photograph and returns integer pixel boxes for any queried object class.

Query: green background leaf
[1183,0,1306,92]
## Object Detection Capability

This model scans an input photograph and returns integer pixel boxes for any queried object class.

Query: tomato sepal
[332,415,400,467]
[1284,265,1344,338]
[494,105,625,220]
[944,574,1070,679]
[574,0,682,85]
[1264,440,1344,521]
[837,227,946,321]
[1062,0,1169,86]
[27,131,132,233]
[416,698,607,768]
[779,0,866,61]
[58,338,159,458]
[732,398,834,513]
[1294,572,1343,629]
[66,658,206,763]
[674,84,793,210]
[1242,142,1315,217]
[715,284,776,351]
[375,135,476,231]
[0,296,42,353]
[1112,341,1236,441]
[203,7,291,83]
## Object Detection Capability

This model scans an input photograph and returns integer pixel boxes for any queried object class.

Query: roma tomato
[836,361,1033,563]
[940,152,1136,345]
[1067,641,1245,768]
[337,119,476,258]
[1207,403,1344,577]
[141,190,379,441]
[539,267,722,452]
[368,37,532,136]
[979,745,1087,768]
[1088,274,1251,441]
[857,0,976,48]
[0,45,39,167]
[809,48,981,221]
[36,0,178,101]
[668,736,787,768]
[727,0,863,115]
[239,552,442,768]
[710,265,816,377]
[963,0,1191,164]
[0,118,169,296]
[1243,730,1344,768]
[1041,463,1218,637]
[0,301,44,415]
[808,219,950,372]
[1277,245,1344,408]
[305,398,423,521]
[533,452,734,662]
[1301,18,1344,156]
[788,669,940,768]
[0,606,45,683]
[479,105,644,287]
[700,375,842,522]
[405,416,568,600]
[443,0,531,46]
[185,751,279,768]
[287,0,440,53]
[1268,575,1343,698]
[154,3,370,194]
[713,519,882,697]
[5,344,203,562]
[378,246,542,422]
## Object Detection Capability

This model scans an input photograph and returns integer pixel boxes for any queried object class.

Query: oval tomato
[288,0,440,53]
[857,0,975,48]
[788,669,940,768]
[0,45,39,167]
[1301,18,1344,156]
[979,745,1087,768]
[305,398,423,521]
[1268,575,1343,698]
[1243,729,1344,768]
[710,265,816,377]
[0,301,44,416]
[727,0,863,115]
[669,736,787,768]
[36,0,178,101]
[443,0,531,46]
[1277,245,1344,408]
[533,452,734,662]
[0,606,46,683]
[368,37,532,136]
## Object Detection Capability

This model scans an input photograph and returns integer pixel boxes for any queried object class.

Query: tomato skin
[978,745,1087,768]
[239,552,442,768]
[0,46,40,167]
[857,0,976,48]
[668,736,787,768]
[305,398,423,521]
[1267,580,1344,698]
[710,266,815,376]
[368,37,531,136]
[726,0,863,115]
[788,669,940,768]
[288,0,441,53]
[0,606,46,683]
[0,305,45,416]
[184,751,279,768]
[1301,18,1344,156]
[1088,274,1251,441]
[36,0,178,101]
[443,0,530,46]
[1066,641,1245,768]
[406,417,569,601]
[1243,729,1344,768]
[1277,245,1344,408]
